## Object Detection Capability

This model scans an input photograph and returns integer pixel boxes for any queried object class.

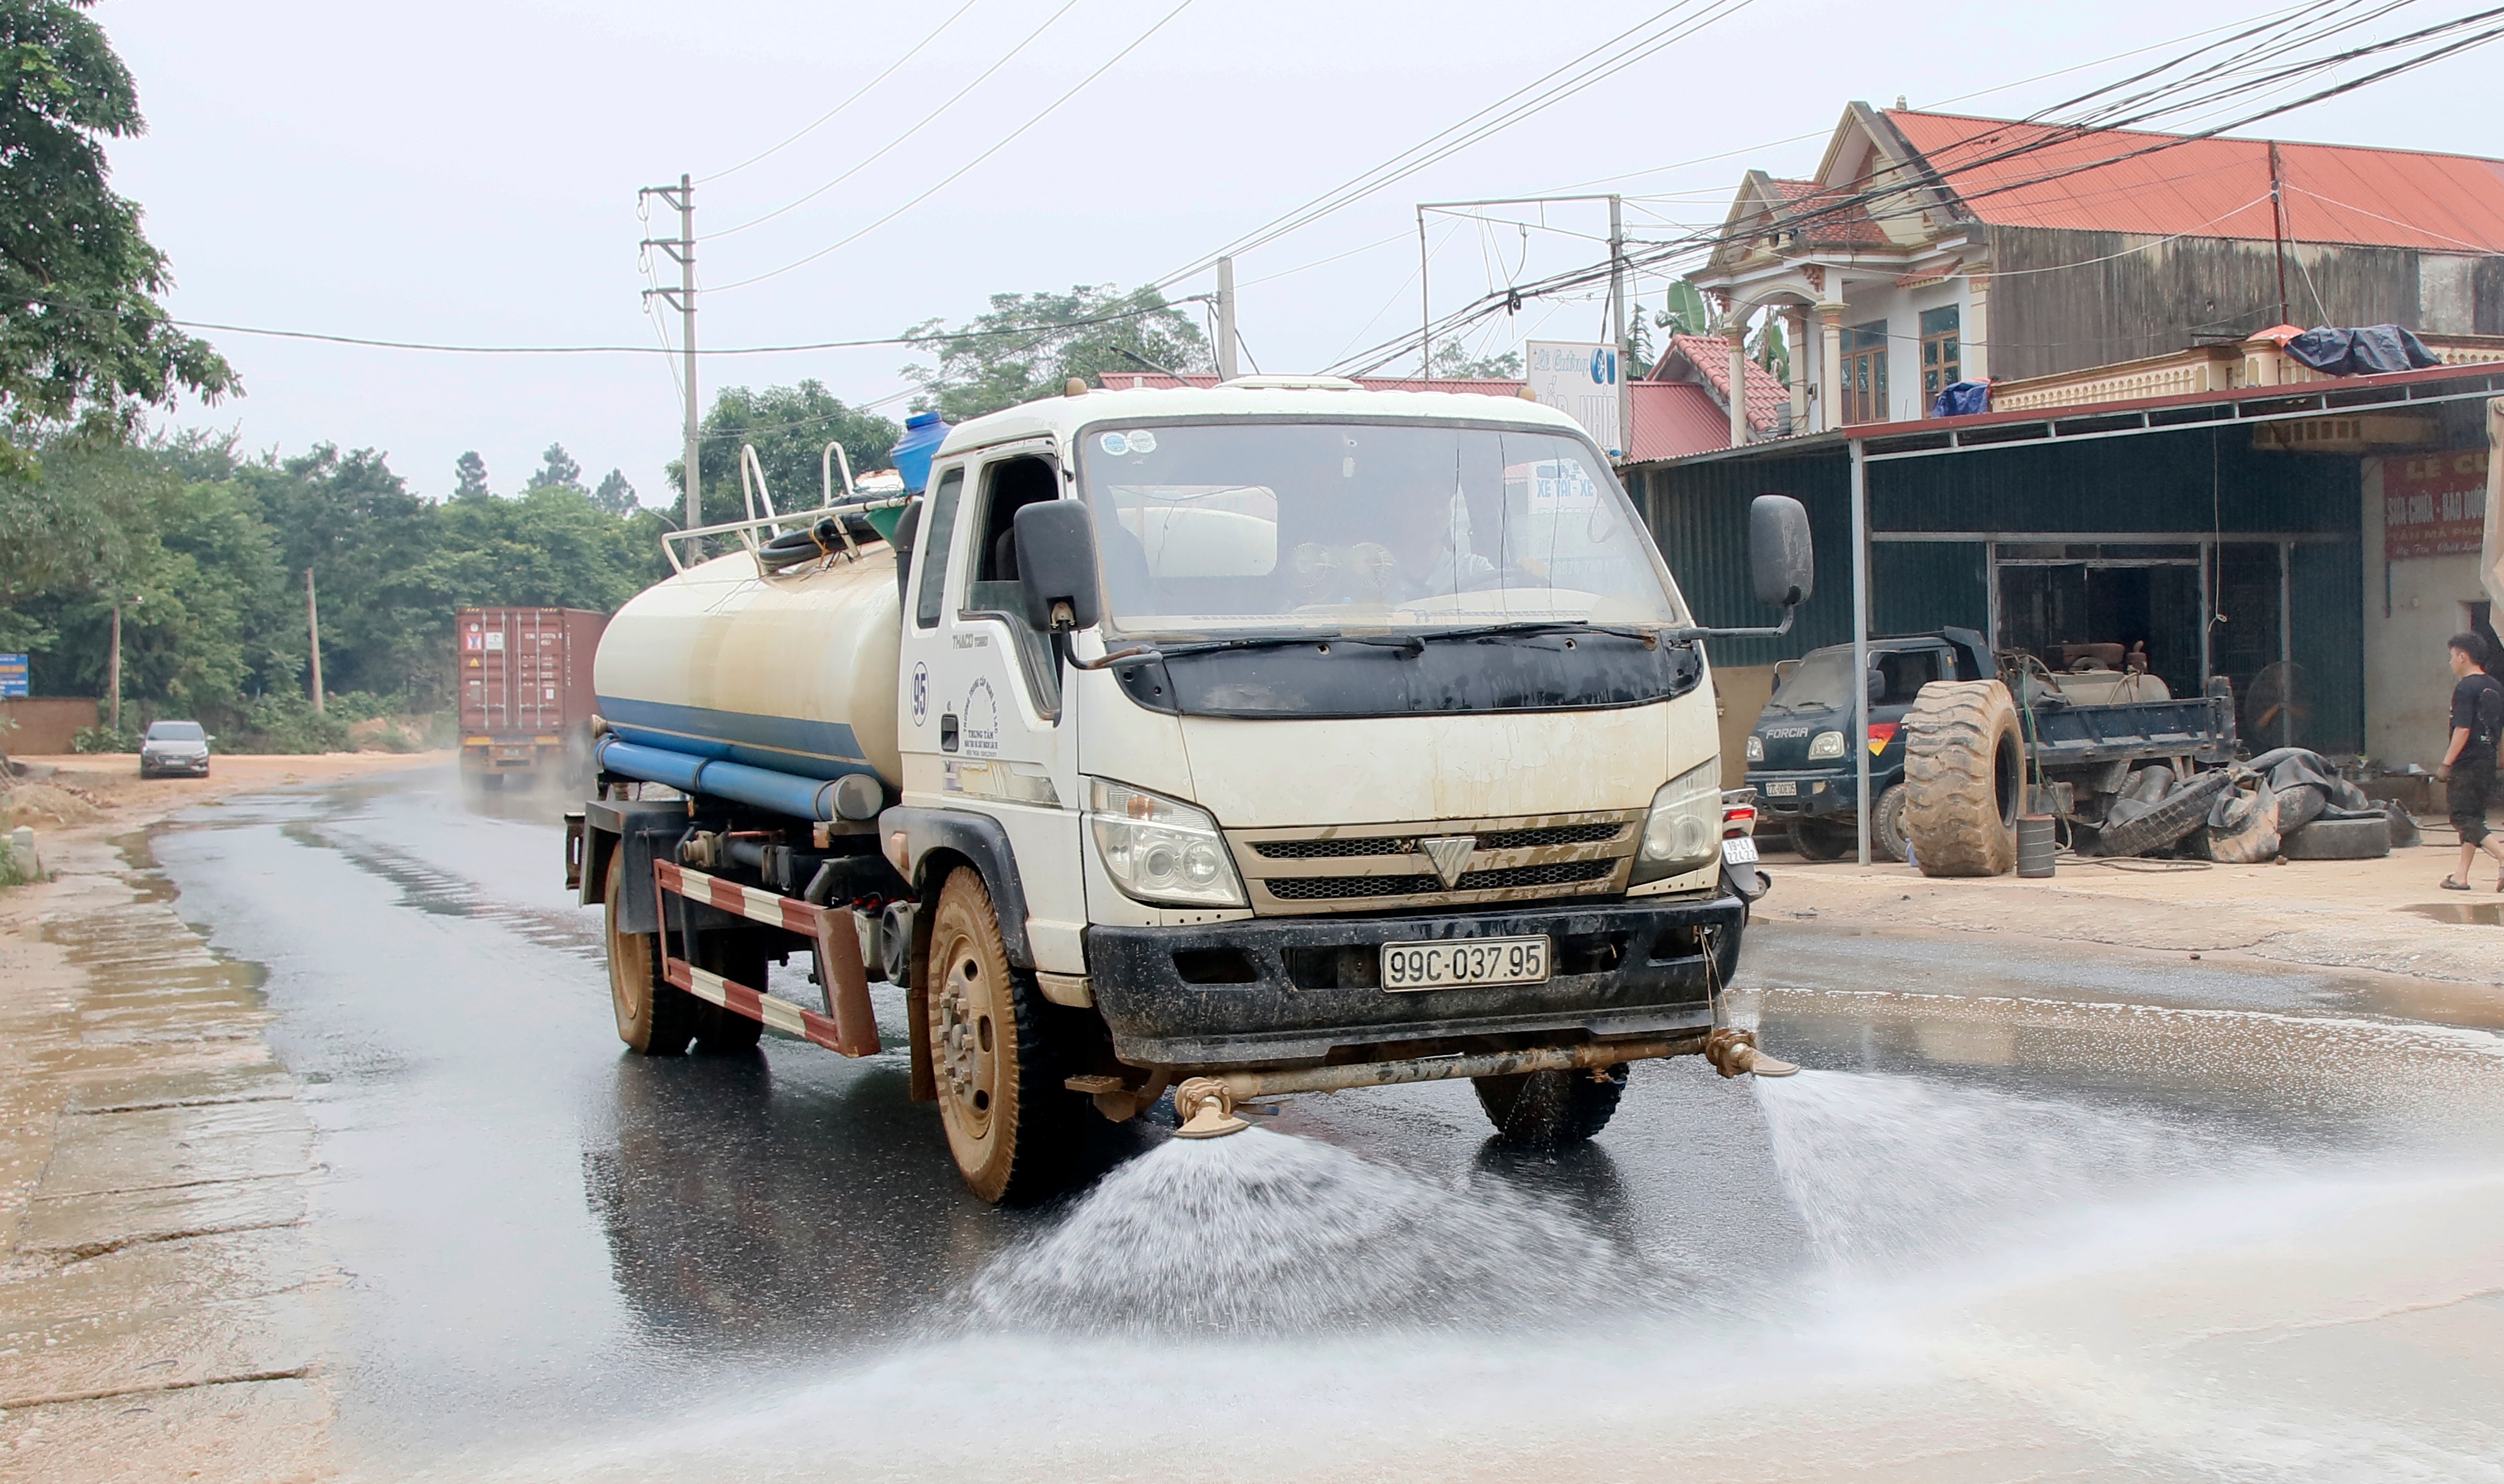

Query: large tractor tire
[2098,769,2239,859]
[606,847,697,1056]
[1473,1064,1628,1148]
[1901,680,2026,877]
[924,868,1085,1204]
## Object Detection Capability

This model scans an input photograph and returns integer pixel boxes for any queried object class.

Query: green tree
[900,284,1210,421]
[0,0,233,442]
[591,468,636,514]
[422,485,661,616]
[1658,277,1717,339]
[668,380,900,531]
[526,442,582,492]
[451,450,489,500]
[1750,315,1789,384]
[1429,343,1523,380]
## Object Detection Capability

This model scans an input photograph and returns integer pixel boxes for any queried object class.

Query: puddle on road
[2406,900,2504,924]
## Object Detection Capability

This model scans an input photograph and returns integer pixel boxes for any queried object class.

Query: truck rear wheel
[925,868,1082,1203]
[606,847,696,1056]
[1473,1064,1627,1148]
[1902,680,2024,877]
[1873,783,1911,863]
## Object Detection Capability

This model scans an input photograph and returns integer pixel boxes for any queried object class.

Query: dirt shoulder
[0,753,439,1482]
[1757,832,2504,1006]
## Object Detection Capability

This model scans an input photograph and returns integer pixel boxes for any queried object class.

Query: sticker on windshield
[1099,432,1131,456]
[1124,429,1156,454]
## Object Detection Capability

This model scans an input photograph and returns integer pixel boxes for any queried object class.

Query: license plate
[1764,780,1798,796]
[1722,836,1759,866]
[1381,936,1550,992]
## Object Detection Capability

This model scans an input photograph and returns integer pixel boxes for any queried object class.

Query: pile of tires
[2114,748,2398,863]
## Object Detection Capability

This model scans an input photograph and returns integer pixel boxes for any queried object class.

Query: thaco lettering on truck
[567,376,1812,1203]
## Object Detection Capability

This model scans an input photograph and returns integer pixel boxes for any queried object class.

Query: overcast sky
[93,0,2504,505]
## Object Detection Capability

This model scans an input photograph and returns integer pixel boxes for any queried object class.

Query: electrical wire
[697,0,984,186]
[708,0,1199,292]
[708,0,1082,239]
[1150,0,1756,292]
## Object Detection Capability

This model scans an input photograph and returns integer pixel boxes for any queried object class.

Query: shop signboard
[1524,340,1621,457]
[0,654,25,698]
[2383,447,2486,560]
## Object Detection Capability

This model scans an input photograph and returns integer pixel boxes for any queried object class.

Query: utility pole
[2268,140,2289,327]
[1216,256,1239,382]
[1417,208,1432,380]
[1609,193,1628,457]
[304,568,324,714]
[105,593,121,734]
[642,174,700,553]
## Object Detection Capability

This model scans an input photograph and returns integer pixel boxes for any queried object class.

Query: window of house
[1841,320,1889,425]
[1920,305,1961,409]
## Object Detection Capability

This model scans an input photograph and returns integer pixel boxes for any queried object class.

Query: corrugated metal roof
[1627,381,1742,461]
[1886,110,2504,251]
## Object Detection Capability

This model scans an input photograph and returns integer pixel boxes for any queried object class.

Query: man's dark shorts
[2451,762,2498,845]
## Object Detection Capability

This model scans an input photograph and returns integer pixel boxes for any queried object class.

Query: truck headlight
[1087,779,1246,909]
[1630,760,1722,885]
[1744,734,1764,762]
[1807,729,1846,760]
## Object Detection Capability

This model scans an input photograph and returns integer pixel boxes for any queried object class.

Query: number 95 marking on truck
[1381,935,1551,992]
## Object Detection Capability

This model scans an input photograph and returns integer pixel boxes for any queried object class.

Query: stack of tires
[1896,682,2406,875]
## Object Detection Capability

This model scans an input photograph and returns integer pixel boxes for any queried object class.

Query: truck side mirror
[1013,500,1102,633]
[1749,494,1814,609]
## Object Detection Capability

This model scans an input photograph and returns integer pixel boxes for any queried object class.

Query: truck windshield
[1763,651,1855,713]
[1075,420,1682,637]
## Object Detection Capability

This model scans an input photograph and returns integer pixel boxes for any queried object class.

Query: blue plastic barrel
[889,411,949,495]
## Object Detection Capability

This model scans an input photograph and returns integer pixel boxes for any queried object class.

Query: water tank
[889,411,950,495]
[593,546,902,789]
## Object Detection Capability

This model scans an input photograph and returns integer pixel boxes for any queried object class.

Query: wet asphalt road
[146,769,2504,1482]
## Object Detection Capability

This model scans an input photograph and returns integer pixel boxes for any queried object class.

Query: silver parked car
[138,720,212,779]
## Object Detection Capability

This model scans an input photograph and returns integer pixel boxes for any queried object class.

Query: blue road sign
[0,654,26,698]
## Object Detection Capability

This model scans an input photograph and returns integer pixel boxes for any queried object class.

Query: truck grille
[1227,810,1642,916]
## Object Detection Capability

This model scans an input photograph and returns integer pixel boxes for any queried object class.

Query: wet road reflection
[144,768,2504,1481]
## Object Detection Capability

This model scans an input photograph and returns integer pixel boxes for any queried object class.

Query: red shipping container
[456,607,609,778]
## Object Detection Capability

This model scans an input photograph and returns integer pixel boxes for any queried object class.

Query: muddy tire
[925,868,1084,1204]
[1902,680,2025,876]
[692,936,768,1053]
[606,846,696,1056]
[1473,1064,1628,1148]
[1792,821,1850,861]
[1872,783,1911,863]
[2281,814,2392,861]
[2097,769,2237,859]
[2274,783,2328,835]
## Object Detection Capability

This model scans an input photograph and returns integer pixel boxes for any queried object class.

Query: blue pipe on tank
[596,736,848,821]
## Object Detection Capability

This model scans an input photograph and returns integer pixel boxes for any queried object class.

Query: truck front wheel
[1473,1064,1628,1148]
[925,868,1081,1203]
[606,847,697,1056]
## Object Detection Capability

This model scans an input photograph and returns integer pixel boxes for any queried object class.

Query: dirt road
[0,754,444,1484]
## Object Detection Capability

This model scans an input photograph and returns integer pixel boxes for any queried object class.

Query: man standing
[2438,632,2504,890]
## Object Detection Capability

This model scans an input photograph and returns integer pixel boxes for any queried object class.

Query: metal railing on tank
[659,440,910,577]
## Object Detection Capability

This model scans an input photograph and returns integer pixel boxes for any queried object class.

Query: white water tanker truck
[566,377,1811,1203]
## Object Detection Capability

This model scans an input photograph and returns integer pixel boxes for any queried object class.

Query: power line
[709,0,1201,292]
[696,0,984,186]
[1150,0,1757,292]
[708,0,1082,239]
[156,296,1205,357]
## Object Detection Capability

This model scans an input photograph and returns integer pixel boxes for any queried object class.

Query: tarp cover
[1929,380,1991,418]
[2283,324,2439,376]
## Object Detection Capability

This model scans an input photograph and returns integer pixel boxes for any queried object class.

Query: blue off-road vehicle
[1744,629,1993,861]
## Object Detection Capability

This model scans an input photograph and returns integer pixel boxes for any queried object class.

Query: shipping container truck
[458,606,608,786]
[566,379,1811,1203]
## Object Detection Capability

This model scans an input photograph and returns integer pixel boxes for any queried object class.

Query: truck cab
[1745,628,1993,861]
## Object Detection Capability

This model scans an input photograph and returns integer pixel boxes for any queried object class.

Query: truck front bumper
[1746,768,1876,820]
[1085,893,1744,1069]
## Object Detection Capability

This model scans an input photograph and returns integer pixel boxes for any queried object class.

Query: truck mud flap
[653,861,881,1056]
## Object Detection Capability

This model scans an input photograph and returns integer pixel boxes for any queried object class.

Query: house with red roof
[1693,103,2504,435]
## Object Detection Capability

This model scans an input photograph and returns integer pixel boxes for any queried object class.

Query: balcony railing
[1983,333,2504,415]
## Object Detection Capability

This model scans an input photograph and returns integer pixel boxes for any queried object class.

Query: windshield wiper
[1077,621,1668,669]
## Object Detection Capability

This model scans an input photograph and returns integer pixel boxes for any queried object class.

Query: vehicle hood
[1172,693,1706,828]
